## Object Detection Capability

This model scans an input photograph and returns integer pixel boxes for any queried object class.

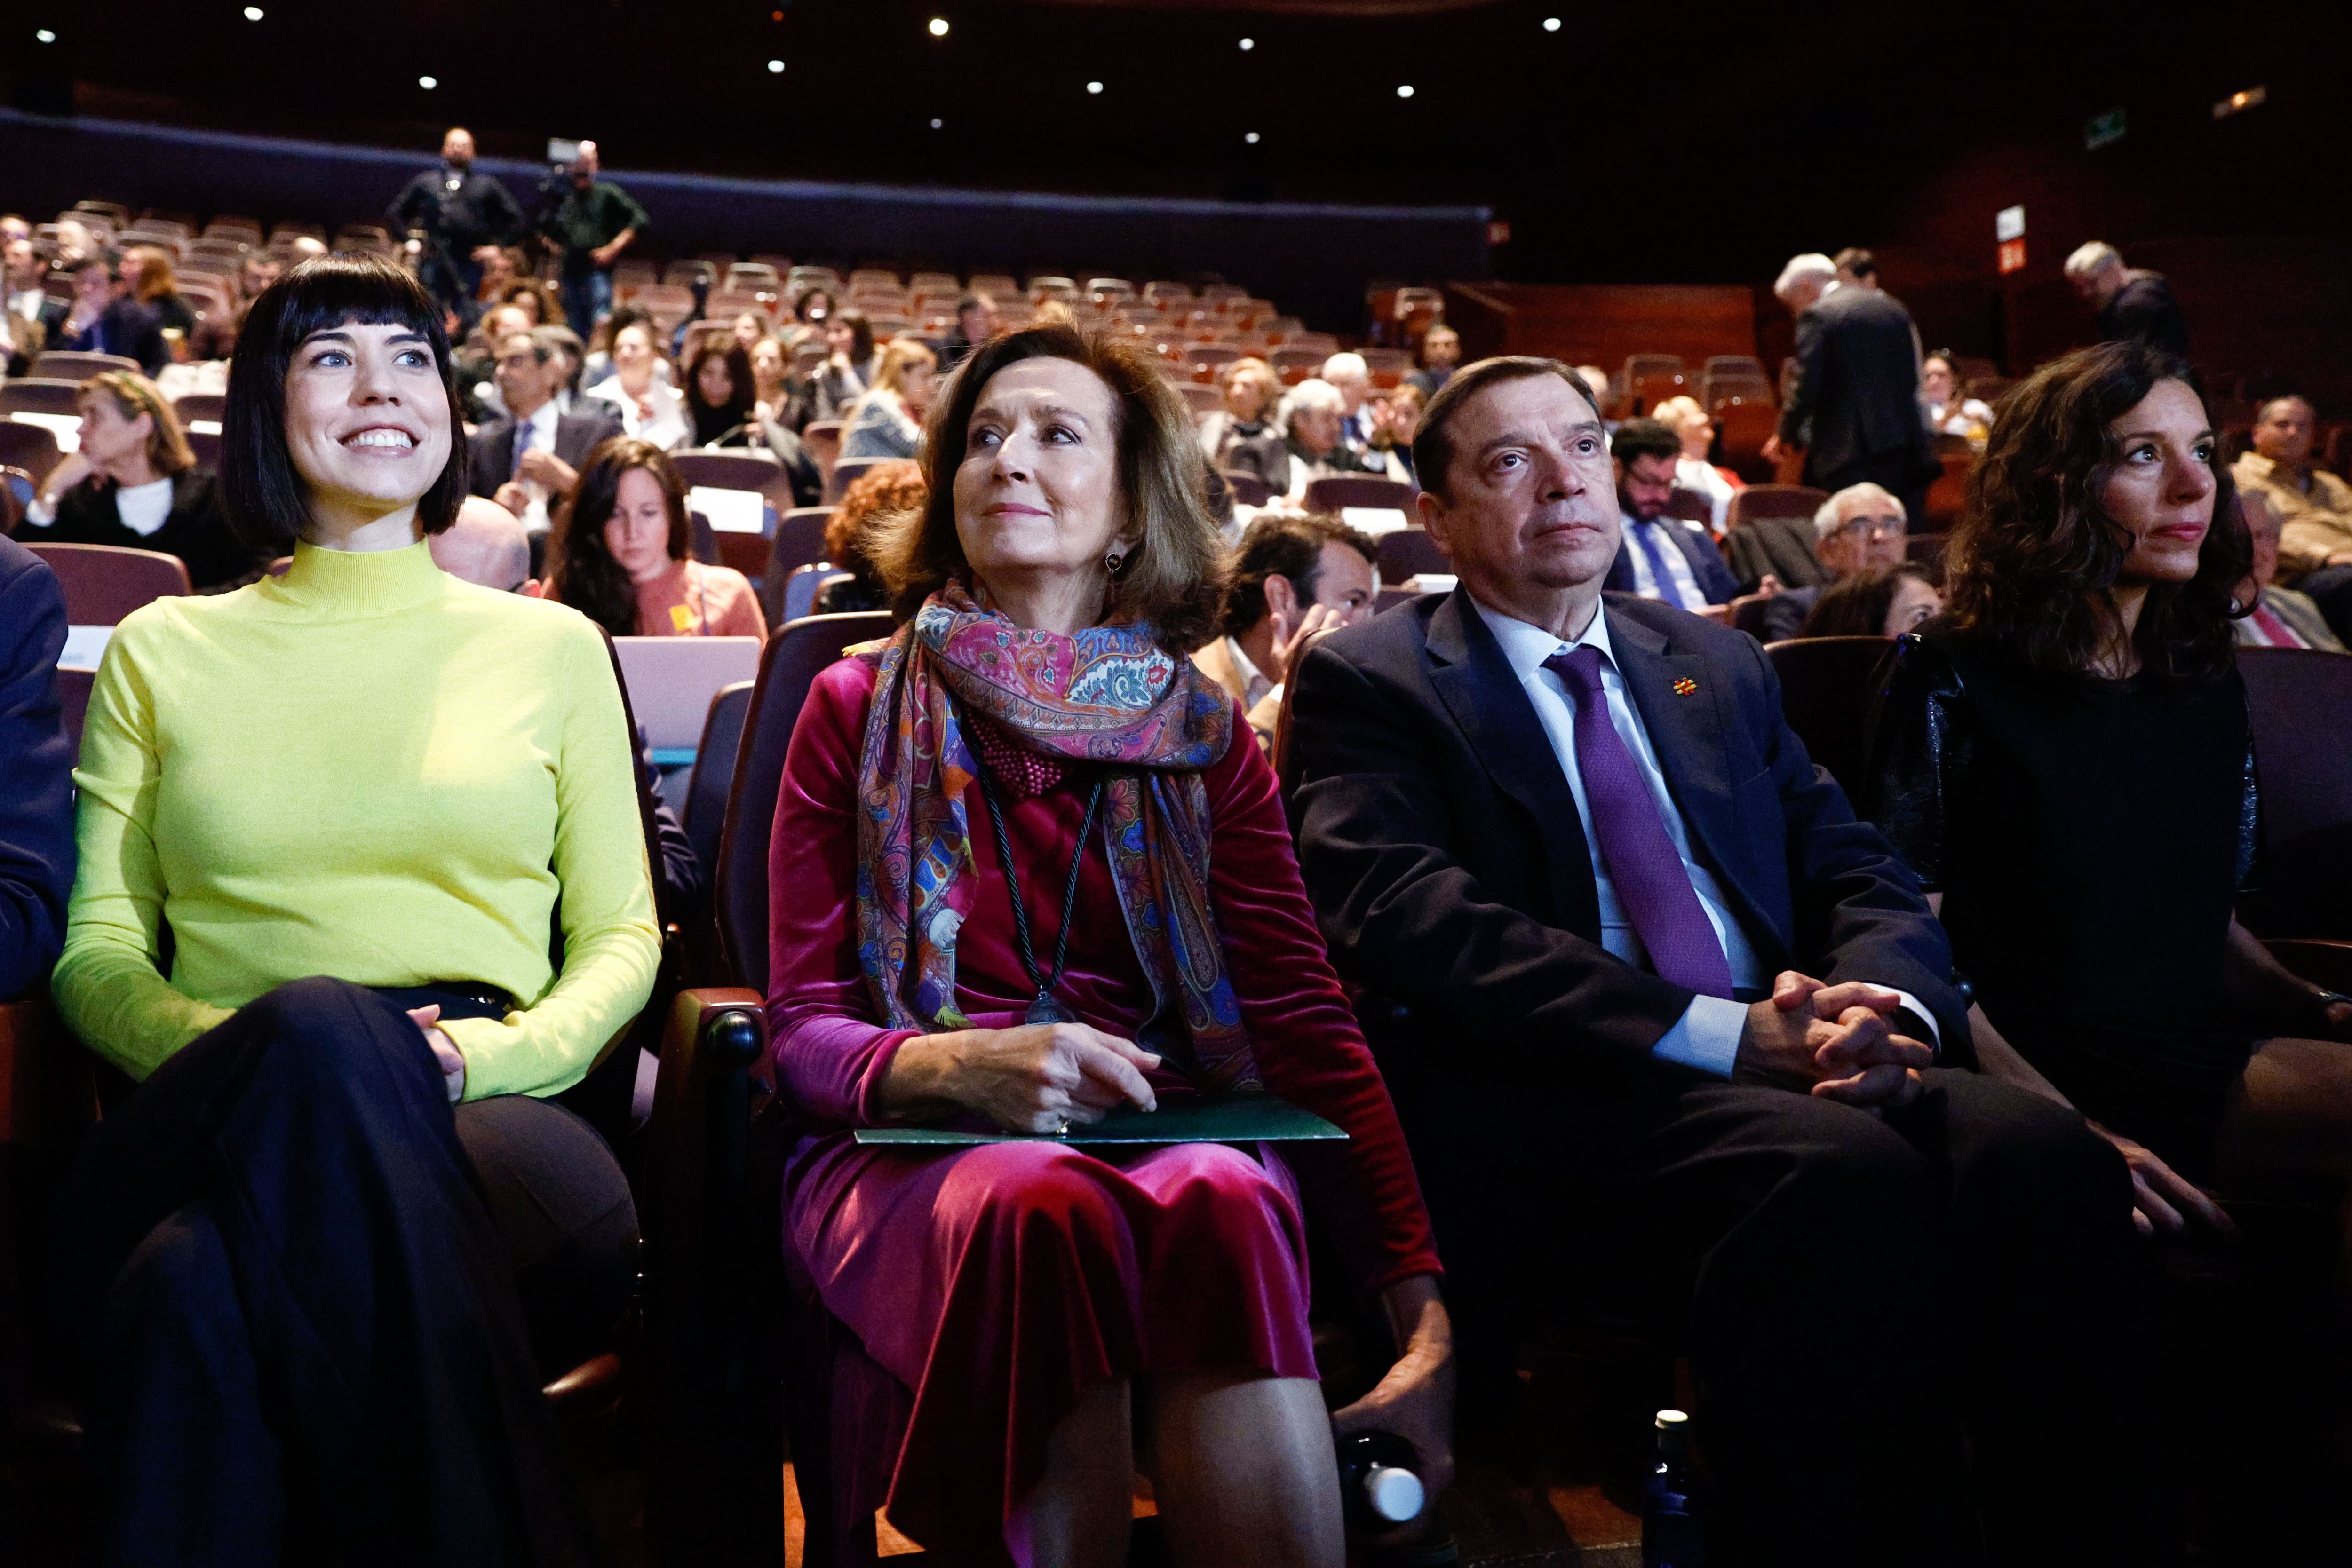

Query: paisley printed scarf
[852,578,1262,1091]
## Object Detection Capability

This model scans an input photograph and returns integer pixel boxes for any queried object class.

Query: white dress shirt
[1618,513,1711,611]
[1674,458,1738,534]
[512,400,561,531]
[1223,635,1274,712]
[1472,595,1938,1075]
[585,374,689,451]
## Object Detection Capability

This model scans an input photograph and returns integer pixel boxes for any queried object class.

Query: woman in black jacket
[14,371,269,591]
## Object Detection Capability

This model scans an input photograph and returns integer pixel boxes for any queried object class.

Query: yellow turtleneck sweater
[55,539,660,1099]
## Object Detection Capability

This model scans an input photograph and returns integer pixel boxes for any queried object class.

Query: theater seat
[2235,647,2352,940]
[1374,527,1448,583]
[24,543,191,625]
[0,425,64,487]
[1722,515,1832,594]
[1726,483,1828,529]
[1762,635,1895,800]
[1302,475,1414,513]
[827,456,886,504]
[1221,470,1271,508]
[29,352,137,381]
[758,507,835,626]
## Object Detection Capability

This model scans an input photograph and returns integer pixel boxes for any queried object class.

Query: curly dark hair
[865,323,1229,653]
[548,437,690,637]
[825,457,926,567]
[1943,340,2246,681]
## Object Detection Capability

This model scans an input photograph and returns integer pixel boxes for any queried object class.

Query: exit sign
[2086,108,2127,150]
[1998,238,2028,274]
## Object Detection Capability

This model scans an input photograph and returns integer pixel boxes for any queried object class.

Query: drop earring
[1104,547,1126,576]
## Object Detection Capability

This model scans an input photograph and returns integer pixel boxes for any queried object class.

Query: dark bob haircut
[1944,339,2246,681]
[865,323,1228,653]
[220,253,469,551]
[1411,356,1599,499]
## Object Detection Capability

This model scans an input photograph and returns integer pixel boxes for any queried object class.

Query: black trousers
[1380,1035,2163,1568]
[48,976,638,1567]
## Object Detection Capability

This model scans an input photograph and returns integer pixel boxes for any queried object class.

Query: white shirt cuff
[1880,988,1943,1053]
[1651,993,1747,1077]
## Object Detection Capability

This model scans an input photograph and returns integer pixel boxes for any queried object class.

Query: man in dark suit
[467,325,624,540]
[1288,355,2161,1566]
[0,536,73,1000]
[1763,252,1934,525]
[56,252,167,377]
[1601,417,1739,611]
[2065,241,2190,358]
[387,127,527,326]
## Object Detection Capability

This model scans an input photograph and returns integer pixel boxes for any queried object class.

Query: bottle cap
[1363,1463,1425,1524]
[1655,1408,1691,1460]
[1654,1409,1689,1433]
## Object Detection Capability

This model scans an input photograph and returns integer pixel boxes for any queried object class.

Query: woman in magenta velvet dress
[765,323,1452,1567]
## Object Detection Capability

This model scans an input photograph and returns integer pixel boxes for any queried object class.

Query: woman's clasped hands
[880,1020,1162,1134]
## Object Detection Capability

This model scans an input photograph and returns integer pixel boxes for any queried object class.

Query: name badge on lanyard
[670,603,697,634]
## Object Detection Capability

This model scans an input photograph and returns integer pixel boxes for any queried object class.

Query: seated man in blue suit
[1601,416,1739,613]
[1287,356,2163,1567]
[0,535,74,998]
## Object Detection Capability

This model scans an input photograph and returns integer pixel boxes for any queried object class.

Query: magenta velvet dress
[766,654,1440,1564]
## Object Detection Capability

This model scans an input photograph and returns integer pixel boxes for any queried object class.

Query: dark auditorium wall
[1441,283,1761,375]
[0,109,1488,333]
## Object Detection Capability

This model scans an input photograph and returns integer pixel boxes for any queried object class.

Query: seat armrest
[2263,938,2352,996]
[0,992,100,1152]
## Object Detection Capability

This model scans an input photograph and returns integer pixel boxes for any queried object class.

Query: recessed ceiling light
[1396,84,1415,99]
[1245,132,1261,144]
[243,5,264,18]
[418,75,437,89]
[767,58,784,72]
[1086,80,1103,94]
[927,16,949,36]
[1542,16,1561,30]
[930,118,943,129]
[1239,37,1254,50]
[35,27,56,41]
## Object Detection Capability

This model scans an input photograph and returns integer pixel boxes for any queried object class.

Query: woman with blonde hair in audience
[49,253,654,1561]
[1199,356,1289,495]
[812,455,923,615]
[840,337,938,460]
[15,370,267,591]
[767,322,1450,1566]
[1865,338,2352,1244]
[125,244,199,338]
[1652,394,1746,533]
[583,318,689,449]
[547,436,764,637]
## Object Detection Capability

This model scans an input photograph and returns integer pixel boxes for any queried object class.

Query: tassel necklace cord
[973,760,1107,1025]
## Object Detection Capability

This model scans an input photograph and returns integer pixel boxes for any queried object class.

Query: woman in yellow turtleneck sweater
[49,255,657,1565]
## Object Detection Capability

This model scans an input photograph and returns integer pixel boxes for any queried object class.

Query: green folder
[855,1093,1346,1147]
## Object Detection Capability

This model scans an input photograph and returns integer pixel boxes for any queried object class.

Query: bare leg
[1020,1377,1135,1568]
[1144,1371,1344,1568]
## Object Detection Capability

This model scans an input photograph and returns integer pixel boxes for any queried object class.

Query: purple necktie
[1544,644,1737,999]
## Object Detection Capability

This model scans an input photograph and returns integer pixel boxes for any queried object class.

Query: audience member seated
[540,324,599,418]
[13,371,267,592]
[784,284,835,350]
[1797,560,1942,640]
[1374,383,1425,487]
[2231,394,2352,641]
[683,341,759,448]
[938,291,998,369]
[5,235,58,368]
[546,437,765,638]
[811,306,879,421]
[1321,351,1375,450]
[1281,377,1404,502]
[748,333,802,428]
[1288,353,2166,1567]
[1865,340,2352,1297]
[1651,394,1745,531]
[1199,356,1290,496]
[2064,241,2190,356]
[584,319,689,450]
[815,457,925,614]
[0,533,71,1000]
[1601,416,1740,612]
[469,326,625,532]
[2232,490,2344,650]
[49,254,654,1560]
[765,323,1450,1565]
[497,276,559,330]
[1409,324,1459,396]
[580,302,664,390]
[1750,482,1910,641]
[1921,350,1994,446]
[429,493,536,593]
[1195,511,1377,751]
[125,244,199,338]
[57,250,167,376]
[840,338,938,460]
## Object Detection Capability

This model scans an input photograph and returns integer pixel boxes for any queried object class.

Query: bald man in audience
[2233,395,2352,642]
[1288,353,2164,1568]
[429,496,535,594]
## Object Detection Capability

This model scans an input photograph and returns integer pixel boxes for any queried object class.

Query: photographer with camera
[537,139,647,339]
[389,127,527,328]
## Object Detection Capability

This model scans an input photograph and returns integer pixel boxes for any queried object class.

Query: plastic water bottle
[1642,1409,1705,1566]
[1336,1430,1427,1534]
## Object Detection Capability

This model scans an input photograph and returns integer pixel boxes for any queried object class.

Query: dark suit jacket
[2098,272,2189,358]
[466,408,626,499]
[63,297,167,377]
[1777,285,1932,484]
[1604,515,1740,605]
[14,470,267,593]
[0,536,73,999]
[1288,588,1968,1076]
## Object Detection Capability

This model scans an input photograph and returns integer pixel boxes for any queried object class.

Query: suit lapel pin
[1671,677,1699,696]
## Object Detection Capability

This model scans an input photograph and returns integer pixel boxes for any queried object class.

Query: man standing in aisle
[539,140,648,340]
[388,127,526,328]
[1762,252,1935,525]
